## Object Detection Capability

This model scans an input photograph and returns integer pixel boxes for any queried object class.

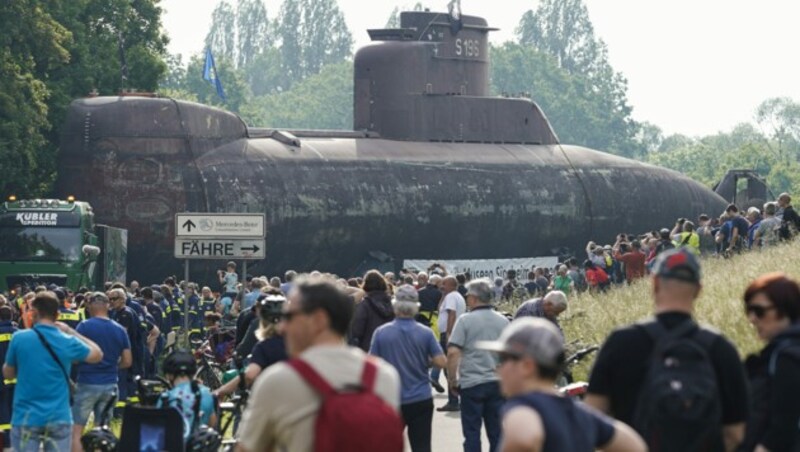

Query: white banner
[403,257,560,283]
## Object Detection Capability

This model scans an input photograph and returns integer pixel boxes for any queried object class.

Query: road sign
[175,213,265,238]
[174,238,266,260]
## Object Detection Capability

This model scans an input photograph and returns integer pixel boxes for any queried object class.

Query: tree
[244,47,284,97]
[491,42,639,155]
[241,61,353,129]
[1,0,167,196]
[276,0,352,85]
[386,7,401,28]
[515,0,639,156]
[183,55,251,113]
[633,122,664,154]
[518,0,604,78]
[0,0,70,196]
[645,108,800,198]
[39,0,167,194]
[755,97,800,162]
[658,133,694,153]
[276,0,303,85]
[205,1,236,63]
[236,0,271,69]
[385,3,427,28]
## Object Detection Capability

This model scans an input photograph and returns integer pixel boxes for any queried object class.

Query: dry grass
[511,241,800,380]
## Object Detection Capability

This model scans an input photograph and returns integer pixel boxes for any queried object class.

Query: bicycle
[218,353,249,450]
[558,345,599,399]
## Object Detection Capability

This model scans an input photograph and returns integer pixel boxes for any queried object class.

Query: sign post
[184,259,190,334]
[173,238,265,260]
[175,213,266,336]
[175,213,265,238]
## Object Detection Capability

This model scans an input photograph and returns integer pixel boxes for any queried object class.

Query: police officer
[185,284,202,340]
[154,286,172,332]
[141,288,164,365]
[55,289,81,330]
[110,283,151,386]
[162,285,183,334]
[108,288,140,407]
[0,306,18,446]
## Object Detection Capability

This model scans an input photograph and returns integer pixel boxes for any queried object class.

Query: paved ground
[425,389,492,451]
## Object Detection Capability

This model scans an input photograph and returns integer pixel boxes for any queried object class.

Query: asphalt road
[425,389,492,451]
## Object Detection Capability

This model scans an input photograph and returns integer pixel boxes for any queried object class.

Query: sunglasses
[498,352,523,364]
[280,309,305,322]
[746,304,776,319]
[109,296,123,301]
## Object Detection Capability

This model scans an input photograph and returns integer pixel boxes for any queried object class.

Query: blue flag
[203,48,226,101]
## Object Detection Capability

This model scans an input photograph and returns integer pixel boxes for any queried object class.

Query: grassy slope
[543,242,800,379]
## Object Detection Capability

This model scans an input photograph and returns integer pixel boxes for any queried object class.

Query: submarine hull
[56,97,727,283]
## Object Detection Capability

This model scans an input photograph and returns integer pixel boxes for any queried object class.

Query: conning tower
[354,11,558,144]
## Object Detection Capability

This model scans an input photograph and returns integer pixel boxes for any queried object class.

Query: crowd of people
[0,192,799,451]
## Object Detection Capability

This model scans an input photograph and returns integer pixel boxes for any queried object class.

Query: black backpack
[633,320,722,452]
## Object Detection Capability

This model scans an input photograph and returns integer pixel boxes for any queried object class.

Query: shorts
[11,424,70,452]
[72,383,118,426]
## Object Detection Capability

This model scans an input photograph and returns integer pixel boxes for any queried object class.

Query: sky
[160,0,800,137]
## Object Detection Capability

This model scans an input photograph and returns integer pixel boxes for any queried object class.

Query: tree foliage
[513,0,639,156]
[199,0,352,98]
[182,55,251,113]
[1,0,167,196]
[205,1,236,64]
[277,0,352,85]
[170,0,353,123]
[240,61,353,130]
[647,112,800,199]
[491,42,639,156]
[0,1,70,196]
[236,0,271,69]
[755,97,800,162]
[385,3,427,28]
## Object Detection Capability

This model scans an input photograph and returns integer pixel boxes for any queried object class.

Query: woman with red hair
[741,272,800,452]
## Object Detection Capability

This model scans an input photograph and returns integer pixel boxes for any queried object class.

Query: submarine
[56,11,727,282]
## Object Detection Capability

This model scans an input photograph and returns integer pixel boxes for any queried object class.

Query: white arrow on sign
[176,213,265,238]
[174,238,266,260]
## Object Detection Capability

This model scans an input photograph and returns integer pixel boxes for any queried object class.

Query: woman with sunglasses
[741,272,800,452]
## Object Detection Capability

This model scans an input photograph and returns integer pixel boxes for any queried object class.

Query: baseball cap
[652,248,701,284]
[477,318,564,368]
[393,284,419,303]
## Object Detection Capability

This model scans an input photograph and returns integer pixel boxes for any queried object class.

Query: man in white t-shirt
[436,275,466,412]
[236,278,400,452]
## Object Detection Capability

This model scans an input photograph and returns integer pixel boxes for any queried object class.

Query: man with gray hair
[447,278,510,452]
[514,291,568,338]
[370,285,446,452]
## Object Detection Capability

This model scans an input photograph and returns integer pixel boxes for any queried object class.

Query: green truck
[0,197,127,292]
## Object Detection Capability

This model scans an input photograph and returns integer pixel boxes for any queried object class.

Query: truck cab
[0,197,127,292]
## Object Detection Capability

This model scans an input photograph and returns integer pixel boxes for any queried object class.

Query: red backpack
[288,358,404,452]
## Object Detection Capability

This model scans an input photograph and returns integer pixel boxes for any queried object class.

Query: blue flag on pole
[203,48,226,101]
